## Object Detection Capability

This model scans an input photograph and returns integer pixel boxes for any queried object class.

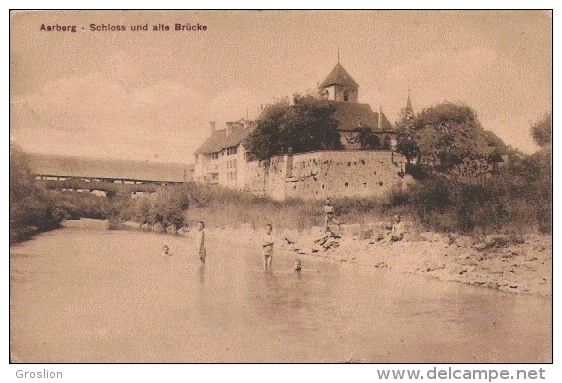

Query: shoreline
[65,219,552,298]
[198,224,552,298]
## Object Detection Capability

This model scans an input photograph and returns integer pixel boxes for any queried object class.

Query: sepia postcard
[9,9,552,369]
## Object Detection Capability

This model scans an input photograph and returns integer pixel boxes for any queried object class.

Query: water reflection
[198,264,205,285]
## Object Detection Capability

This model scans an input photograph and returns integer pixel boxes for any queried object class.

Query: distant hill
[27,153,194,183]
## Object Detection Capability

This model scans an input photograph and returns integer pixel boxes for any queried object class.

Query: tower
[404,89,414,119]
[319,62,359,103]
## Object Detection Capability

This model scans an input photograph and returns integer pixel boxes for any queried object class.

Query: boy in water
[262,223,275,271]
[161,245,171,257]
[195,221,206,263]
[293,259,302,271]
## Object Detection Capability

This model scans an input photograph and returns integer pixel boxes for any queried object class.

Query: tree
[395,107,420,163]
[9,142,63,242]
[531,111,552,148]
[395,133,420,163]
[245,98,290,160]
[412,102,495,172]
[246,95,343,160]
[354,127,381,150]
[10,141,34,202]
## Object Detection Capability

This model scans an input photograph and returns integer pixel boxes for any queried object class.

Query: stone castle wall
[244,150,407,201]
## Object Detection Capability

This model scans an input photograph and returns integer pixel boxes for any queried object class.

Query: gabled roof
[193,130,227,155]
[224,124,253,148]
[330,101,393,132]
[193,121,255,155]
[320,63,359,88]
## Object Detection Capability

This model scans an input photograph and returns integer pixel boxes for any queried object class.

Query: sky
[10,10,552,164]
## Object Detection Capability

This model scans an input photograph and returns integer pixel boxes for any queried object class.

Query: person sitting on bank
[383,214,405,243]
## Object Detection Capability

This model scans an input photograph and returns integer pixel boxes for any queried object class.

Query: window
[344,90,350,102]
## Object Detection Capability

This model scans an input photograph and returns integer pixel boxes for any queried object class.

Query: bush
[47,191,114,220]
[405,162,429,180]
[405,157,551,235]
[126,186,190,229]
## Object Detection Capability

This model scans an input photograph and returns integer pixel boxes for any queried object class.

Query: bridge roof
[28,153,193,183]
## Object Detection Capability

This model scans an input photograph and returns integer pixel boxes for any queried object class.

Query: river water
[10,227,552,363]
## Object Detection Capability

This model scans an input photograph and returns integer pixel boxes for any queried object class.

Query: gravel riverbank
[198,223,552,297]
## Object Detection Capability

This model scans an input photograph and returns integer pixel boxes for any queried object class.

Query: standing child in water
[262,223,275,271]
[195,221,206,263]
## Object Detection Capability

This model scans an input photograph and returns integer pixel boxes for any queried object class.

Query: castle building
[193,62,407,200]
[318,62,396,150]
[193,119,255,188]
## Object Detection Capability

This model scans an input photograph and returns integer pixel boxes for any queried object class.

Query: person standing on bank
[195,221,206,263]
[324,198,340,229]
[262,223,275,271]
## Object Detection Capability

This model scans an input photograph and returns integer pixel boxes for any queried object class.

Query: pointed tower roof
[405,92,413,113]
[320,63,359,88]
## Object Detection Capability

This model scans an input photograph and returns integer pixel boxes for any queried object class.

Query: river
[10,226,552,363]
